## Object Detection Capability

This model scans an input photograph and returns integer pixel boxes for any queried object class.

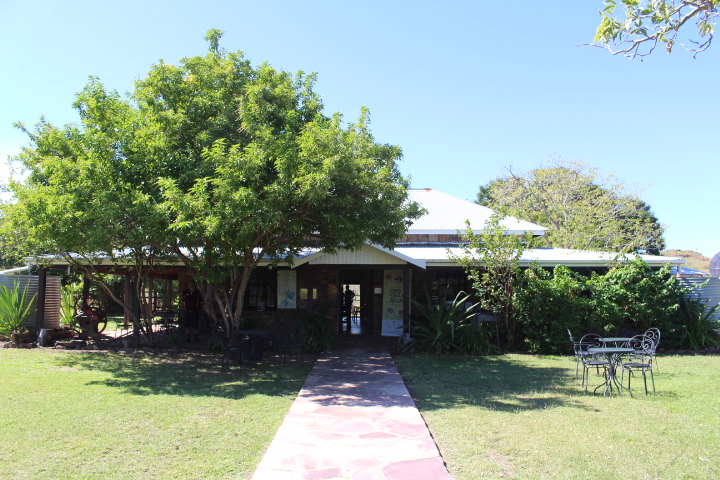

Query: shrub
[513,265,591,354]
[513,258,682,354]
[586,259,679,335]
[299,312,335,353]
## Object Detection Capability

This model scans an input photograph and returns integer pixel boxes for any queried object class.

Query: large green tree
[592,0,719,58]
[476,159,665,254]
[5,30,421,339]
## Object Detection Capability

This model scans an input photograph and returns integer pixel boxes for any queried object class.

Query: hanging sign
[277,270,297,309]
[381,269,404,336]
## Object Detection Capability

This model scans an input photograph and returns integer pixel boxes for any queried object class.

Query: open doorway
[340,283,365,335]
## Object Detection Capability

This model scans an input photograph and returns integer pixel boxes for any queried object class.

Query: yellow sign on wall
[381,270,404,336]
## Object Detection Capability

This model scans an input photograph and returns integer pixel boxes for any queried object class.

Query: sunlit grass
[0,349,313,479]
[395,353,720,479]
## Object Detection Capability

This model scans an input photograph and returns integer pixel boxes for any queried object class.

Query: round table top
[588,347,634,354]
[600,337,632,343]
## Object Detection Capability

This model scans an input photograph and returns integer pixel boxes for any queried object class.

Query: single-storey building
[26,188,683,338]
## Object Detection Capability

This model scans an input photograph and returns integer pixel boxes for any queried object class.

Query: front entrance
[339,271,373,335]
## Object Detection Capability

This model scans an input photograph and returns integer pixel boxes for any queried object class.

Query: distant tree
[4,30,422,340]
[475,184,492,207]
[476,158,665,254]
[591,0,719,58]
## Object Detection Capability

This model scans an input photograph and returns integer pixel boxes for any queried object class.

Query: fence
[678,277,720,323]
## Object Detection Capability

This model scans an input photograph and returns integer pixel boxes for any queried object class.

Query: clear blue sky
[1,0,718,258]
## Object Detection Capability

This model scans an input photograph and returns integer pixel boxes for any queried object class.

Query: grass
[0,348,313,479]
[395,353,720,479]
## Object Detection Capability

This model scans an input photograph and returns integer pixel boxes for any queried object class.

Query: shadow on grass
[395,354,598,413]
[55,350,314,400]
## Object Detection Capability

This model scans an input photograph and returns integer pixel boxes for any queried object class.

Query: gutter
[0,264,32,275]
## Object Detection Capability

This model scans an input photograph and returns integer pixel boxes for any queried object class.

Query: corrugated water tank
[0,274,61,330]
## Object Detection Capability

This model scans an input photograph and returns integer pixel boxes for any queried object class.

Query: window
[245,269,277,311]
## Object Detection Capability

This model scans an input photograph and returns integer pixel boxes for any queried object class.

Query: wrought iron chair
[273,327,306,366]
[570,330,599,377]
[620,334,656,394]
[643,328,661,372]
[221,333,247,371]
[579,333,610,392]
[568,329,586,377]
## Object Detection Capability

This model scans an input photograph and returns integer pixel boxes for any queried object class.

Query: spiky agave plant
[679,296,720,351]
[404,288,479,354]
[0,280,37,342]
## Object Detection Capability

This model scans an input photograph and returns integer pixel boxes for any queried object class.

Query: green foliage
[593,0,719,58]
[454,210,535,349]
[513,265,592,354]
[677,295,720,350]
[59,282,82,327]
[455,322,495,356]
[6,29,422,340]
[512,258,682,353]
[0,280,37,340]
[299,312,335,353]
[587,258,679,333]
[477,158,665,254]
[404,289,479,354]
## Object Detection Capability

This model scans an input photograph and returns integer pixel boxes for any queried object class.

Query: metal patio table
[587,346,634,397]
[600,337,631,347]
[238,330,270,362]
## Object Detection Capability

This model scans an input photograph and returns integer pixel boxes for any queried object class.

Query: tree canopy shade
[591,0,719,58]
[476,159,665,254]
[4,30,422,338]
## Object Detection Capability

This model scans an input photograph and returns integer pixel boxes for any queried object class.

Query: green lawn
[3,348,719,479]
[395,353,720,480]
[0,348,313,479]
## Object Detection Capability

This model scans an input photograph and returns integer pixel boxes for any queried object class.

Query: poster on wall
[381,269,404,336]
[277,270,297,309]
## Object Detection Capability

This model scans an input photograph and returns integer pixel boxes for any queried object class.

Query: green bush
[586,259,679,335]
[456,321,495,356]
[513,265,591,354]
[299,312,335,353]
[513,258,682,354]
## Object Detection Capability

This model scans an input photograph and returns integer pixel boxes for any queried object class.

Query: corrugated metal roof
[393,245,683,268]
[670,266,710,276]
[406,188,547,235]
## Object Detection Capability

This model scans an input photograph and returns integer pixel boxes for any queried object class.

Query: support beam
[36,267,47,329]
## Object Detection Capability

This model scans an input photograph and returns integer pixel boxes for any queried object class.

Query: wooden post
[123,276,131,329]
[402,265,410,333]
[165,279,173,311]
[36,267,47,329]
[307,270,314,314]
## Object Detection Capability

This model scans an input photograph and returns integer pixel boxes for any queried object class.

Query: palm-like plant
[404,289,479,354]
[0,280,37,342]
[679,296,720,351]
[60,283,82,328]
